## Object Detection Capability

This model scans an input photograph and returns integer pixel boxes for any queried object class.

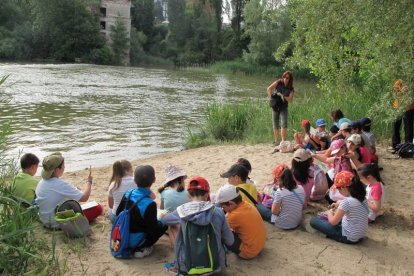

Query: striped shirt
[271,185,305,229]
[339,197,369,242]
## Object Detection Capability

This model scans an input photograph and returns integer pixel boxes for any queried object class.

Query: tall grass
[185,87,390,148]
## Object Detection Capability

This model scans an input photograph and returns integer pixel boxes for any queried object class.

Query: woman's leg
[403,109,414,143]
[272,110,280,143]
[280,108,288,141]
[392,116,402,148]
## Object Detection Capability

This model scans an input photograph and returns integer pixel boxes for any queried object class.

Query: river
[1,63,284,171]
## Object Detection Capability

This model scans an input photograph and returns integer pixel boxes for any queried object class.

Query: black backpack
[179,218,220,275]
[397,142,414,158]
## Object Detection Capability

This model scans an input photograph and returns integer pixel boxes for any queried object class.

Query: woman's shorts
[272,108,288,129]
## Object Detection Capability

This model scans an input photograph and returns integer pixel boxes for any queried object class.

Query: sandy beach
[56,144,414,275]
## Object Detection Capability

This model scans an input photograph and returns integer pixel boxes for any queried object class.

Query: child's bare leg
[168,225,179,249]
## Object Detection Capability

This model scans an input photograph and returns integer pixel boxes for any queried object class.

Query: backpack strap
[237,187,258,205]
[124,191,147,212]
[291,189,304,205]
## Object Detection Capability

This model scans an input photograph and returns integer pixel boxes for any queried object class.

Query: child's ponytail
[358,163,383,184]
[109,160,132,191]
[348,175,366,202]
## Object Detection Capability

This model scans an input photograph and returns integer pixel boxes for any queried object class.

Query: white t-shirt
[271,185,305,229]
[35,177,83,228]
[339,197,369,242]
[107,176,136,215]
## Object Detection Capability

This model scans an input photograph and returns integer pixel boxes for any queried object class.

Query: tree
[131,0,154,38]
[110,19,130,65]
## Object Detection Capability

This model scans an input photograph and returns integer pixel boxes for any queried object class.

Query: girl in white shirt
[107,160,135,223]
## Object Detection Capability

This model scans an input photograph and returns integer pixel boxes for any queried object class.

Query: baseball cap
[359,117,371,127]
[334,171,354,188]
[272,163,289,179]
[187,176,210,192]
[41,152,64,179]
[347,134,362,146]
[220,164,248,180]
[134,165,155,187]
[293,149,312,162]
[330,139,345,155]
[315,118,327,127]
[339,122,351,131]
[301,119,310,128]
[215,184,239,204]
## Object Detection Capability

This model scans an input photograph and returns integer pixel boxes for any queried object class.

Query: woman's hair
[109,160,132,191]
[281,71,294,90]
[358,163,383,183]
[237,158,252,173]
[348,175,366,202]
[279,168,297,191]
[291,158,312,185]
[158,176,185,193]
[331,109,344,122]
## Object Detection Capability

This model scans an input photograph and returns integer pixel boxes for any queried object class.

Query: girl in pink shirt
[358,163,384,222]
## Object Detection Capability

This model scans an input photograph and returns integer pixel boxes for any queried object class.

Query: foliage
[243,1,292,66]
[284,0,414,123]
[110,19,130,65]
[131,0,155,50]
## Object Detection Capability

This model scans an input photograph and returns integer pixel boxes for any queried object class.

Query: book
[81,200,98,210]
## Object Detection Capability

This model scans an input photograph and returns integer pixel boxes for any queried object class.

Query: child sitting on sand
[294,120,320,150]
[310,171,368,244]
[237,158,256,185]
[13,153,40,205]
[107,160,136,223]
[215,184,266,259]
[358,163,384,222]
[116,165,167,258]
[271,168,306,229]
[161,176,234,274]
[261,164,289,208]
[158,165,189,212]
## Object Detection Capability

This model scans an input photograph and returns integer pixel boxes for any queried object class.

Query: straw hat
[163,165,187,185]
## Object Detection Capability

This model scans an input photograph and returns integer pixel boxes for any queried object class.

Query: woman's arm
[267,80,279,97]
[327,208,345,225]
[285,90,294,103]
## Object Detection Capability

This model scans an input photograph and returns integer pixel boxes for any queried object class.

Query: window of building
[100,7,106,17]
[100,21,106,30]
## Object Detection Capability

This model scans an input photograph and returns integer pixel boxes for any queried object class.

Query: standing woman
[267,71,295,145]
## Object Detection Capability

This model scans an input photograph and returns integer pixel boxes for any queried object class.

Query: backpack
[397,142,414,158]
[179,216,220,275]
[110,193,145,259]
[55,200,91,238]
[309,164,328,201]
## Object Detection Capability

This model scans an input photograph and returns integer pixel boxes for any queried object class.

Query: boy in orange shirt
[215,185,266,259]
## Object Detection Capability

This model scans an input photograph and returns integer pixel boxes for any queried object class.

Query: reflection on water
[0,64,274,171]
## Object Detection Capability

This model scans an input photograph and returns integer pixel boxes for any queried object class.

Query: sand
[55,144,414,275]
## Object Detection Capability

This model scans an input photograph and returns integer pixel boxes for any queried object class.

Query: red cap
[301,119,310,128]
[334,171,354,188]
[187,176,210,192]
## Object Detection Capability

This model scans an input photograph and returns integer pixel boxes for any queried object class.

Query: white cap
[215,184,239,204]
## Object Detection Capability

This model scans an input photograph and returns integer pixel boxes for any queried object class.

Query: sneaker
[272,141,279,146]
[134,246,153,258]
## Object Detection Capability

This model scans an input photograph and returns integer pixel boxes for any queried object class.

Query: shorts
[272,108,288,129]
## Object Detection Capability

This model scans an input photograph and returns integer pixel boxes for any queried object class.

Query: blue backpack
[110,193,144,258]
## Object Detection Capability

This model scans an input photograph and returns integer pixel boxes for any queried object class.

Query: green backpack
[179,220,220,275]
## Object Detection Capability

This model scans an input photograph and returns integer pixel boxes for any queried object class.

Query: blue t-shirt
[160,188,189,212]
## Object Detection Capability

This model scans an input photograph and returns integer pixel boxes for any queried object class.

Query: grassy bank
[185,88,390,148]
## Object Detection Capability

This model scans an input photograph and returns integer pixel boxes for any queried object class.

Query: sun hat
[220,164,249,180]
[41,152,64,179]
[315,118,327,127]
[301,119,310,128]
[134,165,155,187]
[338,118,352,128]
[347,134,362,146]
[293,149,312,162]
[339,122,351,131]
[334,171,354,188]
[187,176,210,192]
[163,165,187,185]
[272,163,289,179]
[330,139,346,155]
[215,184,239,204]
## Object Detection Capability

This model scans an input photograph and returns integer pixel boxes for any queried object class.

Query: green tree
[131,0,154,39]
[110,19,130,65]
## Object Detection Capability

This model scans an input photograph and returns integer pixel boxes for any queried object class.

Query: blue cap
[316,118,327,127]
[350,120,362,129]
[359,117,371,127]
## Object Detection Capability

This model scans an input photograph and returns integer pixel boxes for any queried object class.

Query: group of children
[12,111,385,274]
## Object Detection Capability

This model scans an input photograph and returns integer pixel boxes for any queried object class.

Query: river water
[1,63,281,171]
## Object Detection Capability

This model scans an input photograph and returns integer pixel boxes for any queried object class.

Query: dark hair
[358,163,383,183]
[281,71,294,90]
[348,175,366,202]
[188,189,207,197]
[303,121,311,135]
[279,168,297,191]
[291,158,312,185]
[134,165,155,188]
[331,109,344,122]
[109,160,132,191]
[237,158,252,173]
[158,176,185,193]
[20,153,39,170]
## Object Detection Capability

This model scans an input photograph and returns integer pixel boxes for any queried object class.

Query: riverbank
[52,143,414,275]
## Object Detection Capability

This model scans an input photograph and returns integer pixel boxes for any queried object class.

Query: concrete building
[99,0,132,64]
